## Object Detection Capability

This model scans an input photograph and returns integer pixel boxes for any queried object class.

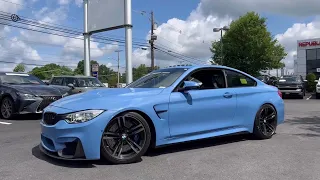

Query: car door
[168,68,237,137]
[223,69,260,127]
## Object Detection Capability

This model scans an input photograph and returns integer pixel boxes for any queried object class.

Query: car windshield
[279,76,299,82]
[257,76,265,81]
[76,78,104,87]
[126,68,188,88]
[0,73,45,85]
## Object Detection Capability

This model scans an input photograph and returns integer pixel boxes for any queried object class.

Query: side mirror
[179,81,200,92]
[67,83,75,89]
[45,82,50,85]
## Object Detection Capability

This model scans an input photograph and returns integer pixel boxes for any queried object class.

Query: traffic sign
[92,64,99,72]
[317,68,320,72]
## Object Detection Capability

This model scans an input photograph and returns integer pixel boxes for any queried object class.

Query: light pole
[213,26,230,65]
[115,50,123,87]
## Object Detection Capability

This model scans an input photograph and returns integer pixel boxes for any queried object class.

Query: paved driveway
[0,98,319,180]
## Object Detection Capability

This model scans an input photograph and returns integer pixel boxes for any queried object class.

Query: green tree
[210,12,287,76]
[13,63,26,72]
[29,63,74,80]
[306,73,317,92]
[74,60,117,84]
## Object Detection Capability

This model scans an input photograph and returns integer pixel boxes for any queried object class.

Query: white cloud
[0,0,24,13]
[197,0,320,18]
[58,0,71,6]
[133,7,232,67]
[62,36,119,59]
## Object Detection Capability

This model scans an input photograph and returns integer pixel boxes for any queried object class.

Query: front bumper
[16,96,62,114]
[40,109,116,160]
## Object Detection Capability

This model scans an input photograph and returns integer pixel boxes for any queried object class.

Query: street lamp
[213,26,230,65]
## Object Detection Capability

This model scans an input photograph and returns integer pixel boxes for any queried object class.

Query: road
[0,97,319,180]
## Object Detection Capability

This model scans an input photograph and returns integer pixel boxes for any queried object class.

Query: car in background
[277,75,306,99]
[48,75,105,95]
[0,72,66,119]
[256,74,278,86]
[39,65,284,164]
[316,77,320,99]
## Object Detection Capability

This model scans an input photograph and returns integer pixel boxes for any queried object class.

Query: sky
[1,0,320,75]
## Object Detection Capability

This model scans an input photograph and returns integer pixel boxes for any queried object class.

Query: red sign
[298,41,320,47]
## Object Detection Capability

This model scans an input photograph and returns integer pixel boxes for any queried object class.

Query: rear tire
[253,104,277,140]
[0,97,15,120]
[100,112,151,164]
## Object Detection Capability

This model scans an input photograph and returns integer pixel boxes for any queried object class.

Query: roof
[52,75,96,78]
[0,72,30,75]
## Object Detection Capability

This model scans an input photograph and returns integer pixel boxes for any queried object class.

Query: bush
[306,73,317,92]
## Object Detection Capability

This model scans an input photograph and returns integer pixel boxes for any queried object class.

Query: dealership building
[294,38,320,78]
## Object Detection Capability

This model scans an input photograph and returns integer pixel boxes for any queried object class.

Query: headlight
[64,110,105,124]
[16,92,36,99]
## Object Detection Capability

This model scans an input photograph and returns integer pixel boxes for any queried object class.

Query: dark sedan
[277,75,306,99]
[0,72,66,119]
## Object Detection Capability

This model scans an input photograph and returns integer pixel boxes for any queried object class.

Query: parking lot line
[0,121,12,125]
[306,95,312,100]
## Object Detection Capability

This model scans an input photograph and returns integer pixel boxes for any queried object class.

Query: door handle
[223,92,233,98]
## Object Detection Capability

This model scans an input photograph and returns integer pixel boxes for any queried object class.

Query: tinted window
[279,76,299,82]
[77,78,104,87]
[0,73,45,85]
[51,77,63,85]
[183,69,226,89]
[127,68,188,88]
[64,77,77,86]
[225,70,256,87]
[306,49,317,60]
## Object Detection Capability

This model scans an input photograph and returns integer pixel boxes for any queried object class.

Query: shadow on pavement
[31,145,142,167]
[286,116,320,137]
[145,133,250,157]
[11,114,42,121]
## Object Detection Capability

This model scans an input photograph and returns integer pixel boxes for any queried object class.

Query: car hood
[8,84,62,96]
[48,88,165,111]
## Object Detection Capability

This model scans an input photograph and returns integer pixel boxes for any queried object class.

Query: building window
[317,49,320,59]
[306,49,317,60]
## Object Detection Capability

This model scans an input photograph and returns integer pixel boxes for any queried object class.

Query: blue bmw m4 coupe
[40,65,284,164]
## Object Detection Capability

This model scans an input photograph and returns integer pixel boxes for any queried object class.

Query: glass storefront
[306,48,320,78]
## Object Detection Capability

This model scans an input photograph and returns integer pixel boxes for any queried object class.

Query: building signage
[298,40,320,47]
[317,68,320,73]
[91,64,99,72]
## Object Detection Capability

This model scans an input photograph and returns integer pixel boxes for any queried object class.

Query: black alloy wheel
[0,97,14,120]
[101,112,151,164]
[253,104,277,139]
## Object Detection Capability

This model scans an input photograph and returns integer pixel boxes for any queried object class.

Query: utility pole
[115,50,123,87]
[83,0,91,76]
[149,11,157,70]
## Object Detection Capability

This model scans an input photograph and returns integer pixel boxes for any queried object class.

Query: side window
[50,77,63,85]
[224,70,256,88]
[183,69,226,90]
[63,78,77,87]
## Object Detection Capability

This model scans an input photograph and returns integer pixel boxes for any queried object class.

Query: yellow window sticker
[240,78,247,84]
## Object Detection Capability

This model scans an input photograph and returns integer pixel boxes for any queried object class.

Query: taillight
[278,90,282,98]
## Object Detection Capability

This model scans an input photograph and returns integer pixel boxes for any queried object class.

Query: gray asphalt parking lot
[0,96,319,180]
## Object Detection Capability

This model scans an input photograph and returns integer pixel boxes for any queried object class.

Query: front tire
[100,112,151,164]
[253,104,277,140]
[0,97,14,120]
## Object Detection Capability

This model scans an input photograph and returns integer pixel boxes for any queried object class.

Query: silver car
[48,75,105,95]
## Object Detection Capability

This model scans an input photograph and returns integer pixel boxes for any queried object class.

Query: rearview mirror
[179,81,200,92]
[67,83,75,89]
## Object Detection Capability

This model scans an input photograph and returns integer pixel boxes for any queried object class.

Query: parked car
[39,65,284,164]
[256,74,278,86]
[316,78,320,99]
[0,72,66,119]
[48,75,105,95]
[277,75,306,99]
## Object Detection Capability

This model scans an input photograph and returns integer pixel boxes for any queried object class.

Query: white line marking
[0,121,12,125]
[306,95,312,100]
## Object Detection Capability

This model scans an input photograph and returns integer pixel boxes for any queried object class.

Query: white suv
[316,78,320,99]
